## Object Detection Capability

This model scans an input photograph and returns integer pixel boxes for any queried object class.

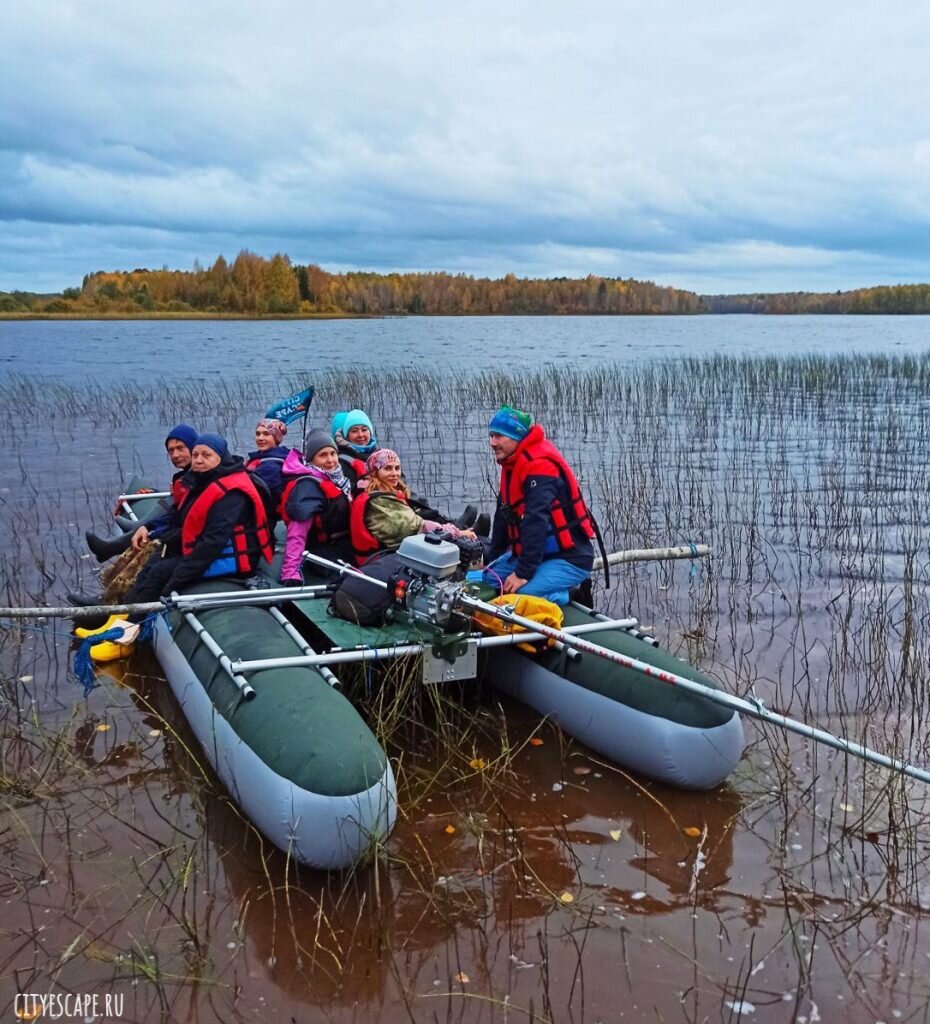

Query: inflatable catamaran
[99,487,746,869]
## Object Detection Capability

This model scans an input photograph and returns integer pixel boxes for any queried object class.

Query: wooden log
[592,544,710,572]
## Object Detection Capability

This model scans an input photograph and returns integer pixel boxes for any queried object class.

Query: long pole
[458,592,930,786]
[0,584,332,621]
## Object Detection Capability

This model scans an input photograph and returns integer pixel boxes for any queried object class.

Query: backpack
[329,551,407,627]
[246,470,279,525]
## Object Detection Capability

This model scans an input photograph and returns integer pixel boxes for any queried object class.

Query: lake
[2,315,930,1023]
[1,314,930,384]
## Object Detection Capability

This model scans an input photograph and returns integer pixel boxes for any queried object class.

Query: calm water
[3,316,930,1023]
[1,314,929,383]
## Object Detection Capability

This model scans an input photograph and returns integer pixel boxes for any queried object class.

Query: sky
[2,0,929,295]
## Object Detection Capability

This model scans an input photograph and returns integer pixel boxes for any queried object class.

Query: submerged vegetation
[2,351,930,1021]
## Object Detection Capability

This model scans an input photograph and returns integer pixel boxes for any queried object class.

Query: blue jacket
[246,446,290,505]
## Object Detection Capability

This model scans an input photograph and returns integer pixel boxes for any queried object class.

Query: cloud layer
[2,0,929,292]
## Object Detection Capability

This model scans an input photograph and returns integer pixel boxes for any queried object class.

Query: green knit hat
[488,405,533,441]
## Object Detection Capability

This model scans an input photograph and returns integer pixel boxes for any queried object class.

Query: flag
[265,386,314,425]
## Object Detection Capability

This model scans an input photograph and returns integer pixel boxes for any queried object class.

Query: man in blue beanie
[84,422,199,561]
[483,405,595,605]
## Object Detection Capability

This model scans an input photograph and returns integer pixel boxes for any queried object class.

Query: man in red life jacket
[122,432,274,605]
[482,405,594,605]
[84,423,198,562]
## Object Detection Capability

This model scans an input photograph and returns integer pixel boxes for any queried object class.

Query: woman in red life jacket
[350,449,478,562]
[332,407,485,531]
[121,432,274,607]
[482,405,594,605]
[245,418,291,511]
[278,429,356,585]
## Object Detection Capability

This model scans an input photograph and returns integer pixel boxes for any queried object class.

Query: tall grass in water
[2,351,930,1021]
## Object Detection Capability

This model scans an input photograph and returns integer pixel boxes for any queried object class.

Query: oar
[459,592,930,786]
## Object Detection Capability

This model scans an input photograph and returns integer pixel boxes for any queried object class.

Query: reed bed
[2,351,930,1021]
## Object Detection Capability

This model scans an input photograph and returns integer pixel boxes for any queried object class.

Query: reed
[3,350,930,1020]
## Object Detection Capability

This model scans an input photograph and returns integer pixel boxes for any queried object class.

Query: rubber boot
[86,529,133,563]
[454,504,478,529]
[67,590,105,607]
[473,512,491,537]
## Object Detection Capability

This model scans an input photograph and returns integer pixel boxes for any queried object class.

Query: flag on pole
[265,386,314,425]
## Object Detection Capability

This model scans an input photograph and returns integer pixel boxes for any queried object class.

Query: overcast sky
[2,1,928,294]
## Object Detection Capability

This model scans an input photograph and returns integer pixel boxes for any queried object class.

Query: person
[84,423,198,562]
[483,405,595,605]
[331,409,377,491]
[121,433,274,605]
[245,418,291,509]
[278,429,355,585]
[332,407,485,530]
[350,449,477,562]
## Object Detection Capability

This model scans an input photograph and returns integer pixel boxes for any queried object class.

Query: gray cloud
[2,0,930,293]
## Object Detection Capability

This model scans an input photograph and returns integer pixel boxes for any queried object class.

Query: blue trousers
[477,552,591,606]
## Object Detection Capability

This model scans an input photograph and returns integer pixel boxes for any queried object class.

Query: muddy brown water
[3,337,930,1022]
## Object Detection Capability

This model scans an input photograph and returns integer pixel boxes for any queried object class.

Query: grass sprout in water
[2,351,930,1021]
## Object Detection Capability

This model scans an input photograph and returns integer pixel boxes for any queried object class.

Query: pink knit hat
[366,448,400,474]
[256,418,287,444]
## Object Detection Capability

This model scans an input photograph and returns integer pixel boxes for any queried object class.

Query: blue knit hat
[340,409,377,456]
[165,423,198,450]
[488,405,533,442]
[193,432,228,458]
[342,409,374,436]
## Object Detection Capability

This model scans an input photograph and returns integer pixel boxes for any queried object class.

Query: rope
[72,628,126,696]
[688,541,699,578]
[70,612,162,697]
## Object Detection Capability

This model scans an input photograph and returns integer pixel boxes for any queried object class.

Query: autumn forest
[2,251,929,316]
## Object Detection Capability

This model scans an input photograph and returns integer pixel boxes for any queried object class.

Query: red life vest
[171,471,191,509]
[349,490,410,561]
[279,475,350,544]
[497,425,594,557]
[180,470,274,573]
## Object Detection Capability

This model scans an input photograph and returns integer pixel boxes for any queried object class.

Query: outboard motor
[394,534,473,628]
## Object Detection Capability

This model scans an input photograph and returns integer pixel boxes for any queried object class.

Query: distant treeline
[703,284,930,314]
[2,251,930,316]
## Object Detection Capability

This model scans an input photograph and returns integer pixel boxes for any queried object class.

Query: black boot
[67,590,104,607]
[473,512,491,537]
[85,529,133,563]
[454,504,478,529]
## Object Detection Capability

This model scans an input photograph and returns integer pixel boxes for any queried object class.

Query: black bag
[329,551,406,627]
[246,470,279,525]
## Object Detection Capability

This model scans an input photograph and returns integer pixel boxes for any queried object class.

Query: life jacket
[170,470,192,509]
[349,490,410,561]
[338,454,369,491]
[180,469,274,576]
[245,453,287,472]
[497,426,595,558]
[279,475,350,544]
